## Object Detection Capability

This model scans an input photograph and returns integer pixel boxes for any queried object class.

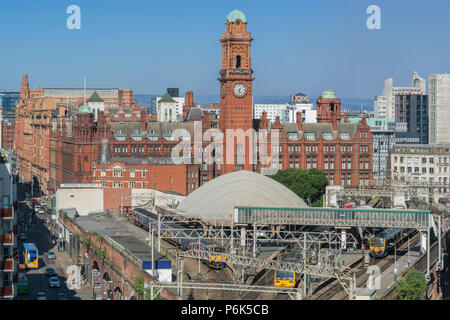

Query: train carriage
[130,208,226,269]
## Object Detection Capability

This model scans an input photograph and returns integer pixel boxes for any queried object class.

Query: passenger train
[368,228,417,258]
[130,208,227,268]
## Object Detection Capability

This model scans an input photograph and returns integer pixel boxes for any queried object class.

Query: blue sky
[0,0,449,99]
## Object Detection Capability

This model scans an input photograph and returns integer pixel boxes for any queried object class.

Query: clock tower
[219,9,255,174]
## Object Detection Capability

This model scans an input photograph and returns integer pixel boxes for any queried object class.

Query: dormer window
[304,132,315,140]
[323,132,333,140]
[339,132,350,140]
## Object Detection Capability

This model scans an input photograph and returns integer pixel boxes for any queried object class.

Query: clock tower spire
[219,10,255,174]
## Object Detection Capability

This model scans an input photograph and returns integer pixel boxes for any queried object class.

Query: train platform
[372,244,422,299]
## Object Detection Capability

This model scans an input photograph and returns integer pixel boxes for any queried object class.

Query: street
[17,183,93,300]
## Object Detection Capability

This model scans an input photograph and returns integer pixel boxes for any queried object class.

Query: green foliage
[82,237,91,251]
[143,286,161,300]
[134,275,145,299]
[269,168,328,206]
[100,248,107,260]
[395,268,427,300]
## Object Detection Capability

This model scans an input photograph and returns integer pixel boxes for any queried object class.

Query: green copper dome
[78,104,93,114]
[321,89,336,99]
[226,9,247,23]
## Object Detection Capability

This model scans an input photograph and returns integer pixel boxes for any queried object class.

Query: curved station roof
[176,170,308,223]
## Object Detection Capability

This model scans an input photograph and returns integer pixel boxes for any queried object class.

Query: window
[130,170,135,178]
[339,132,350,140]
[236,55,241,68]
[304,132,315,140]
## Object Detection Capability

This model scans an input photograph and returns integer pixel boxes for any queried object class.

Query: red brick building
[1,122,15,152]
[14,10,373,194]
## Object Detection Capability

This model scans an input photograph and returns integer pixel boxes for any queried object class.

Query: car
[57,293,68,300]
[37,208,45,214]
[40,201,47,206]
[36,291,47,300]
[49,276,60,288]
[46,268,56,277]
[47,251,56,259]
[19,233,27,240]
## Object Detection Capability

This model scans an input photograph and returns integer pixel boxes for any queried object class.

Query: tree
[269,168,328,207]
[395,268,427,300]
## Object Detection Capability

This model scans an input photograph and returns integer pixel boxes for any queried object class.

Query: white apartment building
[253,103,316,123]
[156,95,185,121]
[429,73,450,144]
[374,72,426,119]
[156,92,179,122]
[390,144,450,191]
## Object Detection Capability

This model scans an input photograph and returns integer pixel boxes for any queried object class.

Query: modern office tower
[167,88,180,98]
[374,72,426,119]
[0,92,20,124]
[429,73,450,144]
[411,71,426,93]
[395,94,428,144]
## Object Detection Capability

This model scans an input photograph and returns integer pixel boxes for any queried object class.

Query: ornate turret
[20,73,30,105]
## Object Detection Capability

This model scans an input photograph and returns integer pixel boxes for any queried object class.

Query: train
[369,228,404,257]
[130,208,227,268]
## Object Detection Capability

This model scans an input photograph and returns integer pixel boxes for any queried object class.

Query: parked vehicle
[47,251,56,259]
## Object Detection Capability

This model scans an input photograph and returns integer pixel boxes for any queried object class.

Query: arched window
[236,55,241,68]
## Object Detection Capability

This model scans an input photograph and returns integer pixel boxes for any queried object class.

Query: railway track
[313,232,421,300]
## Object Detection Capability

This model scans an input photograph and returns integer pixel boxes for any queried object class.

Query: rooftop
[226,9,247,23]
[177,170,308,223]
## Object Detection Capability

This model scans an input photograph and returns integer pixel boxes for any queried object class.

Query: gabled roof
[158,92,176,103]
[87,91,104,103]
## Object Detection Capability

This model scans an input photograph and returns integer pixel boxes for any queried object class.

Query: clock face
[233,83,246,98]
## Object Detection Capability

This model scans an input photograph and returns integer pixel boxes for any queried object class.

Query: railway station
[53,170,448,300]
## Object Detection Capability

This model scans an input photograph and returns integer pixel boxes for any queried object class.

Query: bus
[17,273,28,295]
[23,243,38,269]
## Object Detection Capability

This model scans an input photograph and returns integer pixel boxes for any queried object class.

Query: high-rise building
[167,88,179,98]
[411,71,426,93]
[429,73,450,144]
[395,94,428,144]
[0,92,19,124]
[374,72,426,118]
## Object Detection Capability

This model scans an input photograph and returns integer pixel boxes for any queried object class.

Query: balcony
[0,258,14,272]
[0,208,14,219]
[0,285,14,299]
[0,233,14,246]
